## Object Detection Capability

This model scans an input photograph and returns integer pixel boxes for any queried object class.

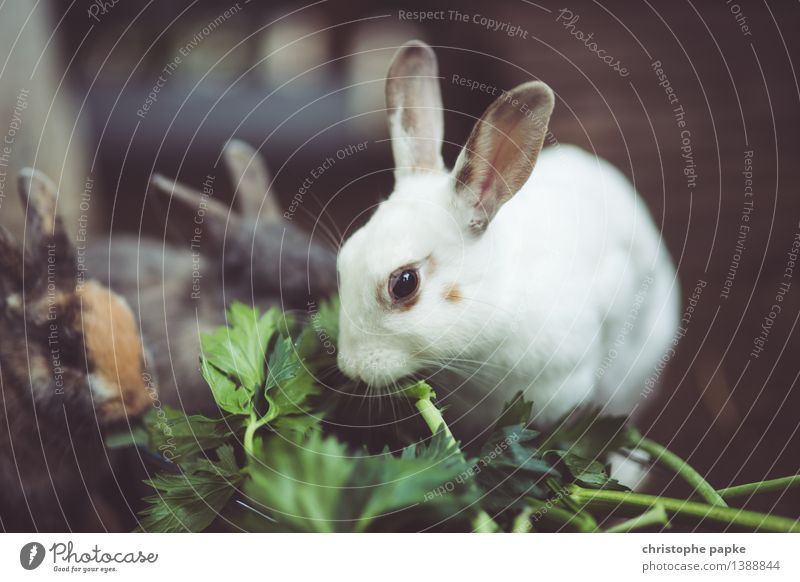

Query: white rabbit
[337,41,680,448]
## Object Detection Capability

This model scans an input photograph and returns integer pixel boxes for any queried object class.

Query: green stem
[566,484,800,532]
[524,497,597,532]
[472,511,500,533]
[716,475,800,500]
[511,506,535,533]
[543,479,599,532]
[414,394,499,532]
[635,436,727,507]
[605,504,670,533]
[244,406,278,458]
[243,413,258,456]
[415,397,456,444]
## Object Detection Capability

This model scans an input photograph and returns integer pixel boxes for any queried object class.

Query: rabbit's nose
[337,351,377,384]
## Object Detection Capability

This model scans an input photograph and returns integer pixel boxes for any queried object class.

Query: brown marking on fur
[376,283,390,309]
[77,281,150,421]
[453,159,473,195]
[427,255,437,276]
[397,292,419,312]
[445,285,462,303]
[401,107,415,136]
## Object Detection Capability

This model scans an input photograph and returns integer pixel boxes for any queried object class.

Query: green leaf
[493,390,533,430]
[200,303,281,413]
[144,406,237,462]
[545,450,628,490]
[476,425,561,514]
[271,413,323,442]
[265,335,301,393]
[244,433,353,533]
[200,357,251,415]
[263,335,320,435]
[538,408,632,462]
[196,303,321,431]
[139,445,243,532]
[243,431,475,532]
[270,370,319,414]
[183,443,240,475]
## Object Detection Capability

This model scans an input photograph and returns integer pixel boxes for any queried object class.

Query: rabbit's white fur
[338,41,680,440]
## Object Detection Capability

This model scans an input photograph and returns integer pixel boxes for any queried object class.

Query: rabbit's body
[409,145,678,434]
[86,236,217,410]
[337,41,680,446]
[0,302,135,531]
[0,170,152,531]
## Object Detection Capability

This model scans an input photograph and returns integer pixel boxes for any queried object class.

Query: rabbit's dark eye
[389,268,419,303]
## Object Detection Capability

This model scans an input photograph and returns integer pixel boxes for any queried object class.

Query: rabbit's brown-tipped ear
[152,173,241,246]
[386,40,444,179]
[17,168,75,281]
[223,139,282,223]
[451,81,554,234]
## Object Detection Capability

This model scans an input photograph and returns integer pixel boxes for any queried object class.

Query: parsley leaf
[144,406,238,462]
[493,389,534,430]
[200,303,280,414]
[538,408,631,462]
[545,450,628,490]
[138,444,243,532]
[476,425,561,514]
[243,430,475,532]
[265,335,301,392]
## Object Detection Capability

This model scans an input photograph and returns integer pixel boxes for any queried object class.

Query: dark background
[42,0,800,518]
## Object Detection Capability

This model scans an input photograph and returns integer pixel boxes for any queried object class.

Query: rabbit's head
[0,169,152,424]
[152,140,337,310]
[337,41,554,387]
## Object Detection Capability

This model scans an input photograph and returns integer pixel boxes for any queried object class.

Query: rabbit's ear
[152,173,241,248]
[386,40,444,179]
[17,168,75,281]
[451,81,554,233]
[223,140,282,223]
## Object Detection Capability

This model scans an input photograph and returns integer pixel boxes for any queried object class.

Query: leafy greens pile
[130,302,800,533]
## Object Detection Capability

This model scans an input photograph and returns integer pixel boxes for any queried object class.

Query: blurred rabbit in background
[86,140,338,414]
[0,169,152,531]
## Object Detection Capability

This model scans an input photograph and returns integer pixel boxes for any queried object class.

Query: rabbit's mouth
[337,351,419,388]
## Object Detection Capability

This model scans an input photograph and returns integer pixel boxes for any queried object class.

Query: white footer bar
[1,533,798,580]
